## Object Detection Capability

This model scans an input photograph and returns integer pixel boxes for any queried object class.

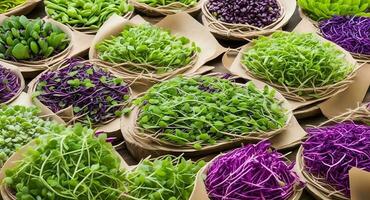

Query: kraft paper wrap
[1,0,41,16]
[201,0,296,40]
[222,30,370,119]
[0,61,25,106]
[0,140,128,200]
[130,0,204,17]
[0,15,95,78]
[27,59,134,137]
[189,151,304,200]
[121,75,306,161]
[89,13,226,86]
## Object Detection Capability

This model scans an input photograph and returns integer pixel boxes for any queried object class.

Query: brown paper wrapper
[89,13,226,86]
[0,15,95,78]
[0,61,25,106]
[222,31,369,119]
[189,152,304,200]
[27,59,133,137]
[0,140,128,200]
[1,0,41,16]
[121,75,306,161]
[130,0,204,17]
[201,0,296,40]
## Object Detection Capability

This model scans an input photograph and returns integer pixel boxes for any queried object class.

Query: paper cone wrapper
[89,13,226,86]
[1,0,41,16]
[0,15,95,78]
[0,140,128,200]
[130,0,204,17]
[201,0,296,40]
[222,30,369,119]
[27,59,134,137]
[189,152,304,200]
[121,75,306,161]
[0,61,25,106]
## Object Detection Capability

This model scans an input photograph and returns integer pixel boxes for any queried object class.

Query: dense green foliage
[0,16,69,61]
[135,76,287,149]
[298,0,370,21]
[0,106,61,166]
[3,124,125,200]
[242,32,353,91]
[96,25,200,74]
[0,0,26,13]
[123,156,205,200]
[45,0,133,30]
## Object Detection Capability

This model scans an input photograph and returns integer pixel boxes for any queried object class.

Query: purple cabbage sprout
[207,0,282,28]
[0,65,21,104]
[205,141,304,200]
[303,122,370,197]
[35,59,131,125]
[319,16,370,55]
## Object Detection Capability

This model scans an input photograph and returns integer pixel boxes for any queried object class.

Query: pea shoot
[96,25,200,74]
[123,155,205,200]
[3,124,126,200]
[0,105,62,167]
[134,75,288,149]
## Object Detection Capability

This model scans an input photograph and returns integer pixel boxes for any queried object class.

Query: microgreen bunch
[45,0,133,30]
[298,0,370,21]
[3,124,126,200]
[134,76,287,149]
[0,16,69,61]
[206,141,303,200]
[0,0,26,13]
[138,0,199,6]
[96,25,200,74]
[0,105,62,167]
[123,155,205,200]
[242,32,353,92]
[0,65,21,104]
[303,122,370,197]
[34,59,131,125]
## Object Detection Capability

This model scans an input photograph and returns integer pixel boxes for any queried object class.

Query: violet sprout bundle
[0,65,21,104]
[205,141,303,200]
[207,0,282,28]
[303,122,370,197]
[320,16,370,55]
[34,59,131,125]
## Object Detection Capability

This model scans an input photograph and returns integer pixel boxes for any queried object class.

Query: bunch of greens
[96,25,200,74]
[0,0,26,14]
[0,16,69,61]
[242,32,353,91]
[298,0,370,21]
[134,76,287,149]
[0,65,21,104]
[3,124,126,200]
[0,0,26,13]
[45,0,133,30]
[123,155,205,200]
[0,105,62,167]
[34,59,131,125]
[138,0,199,7]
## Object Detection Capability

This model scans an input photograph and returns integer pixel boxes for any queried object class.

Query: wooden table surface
[25,3,370,200]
